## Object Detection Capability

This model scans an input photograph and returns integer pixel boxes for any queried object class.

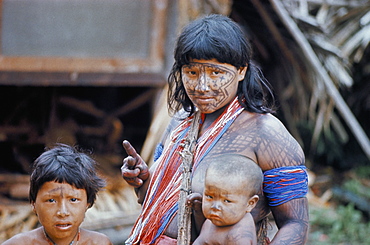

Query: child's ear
[31,202,36,214]
[246,195,259,213]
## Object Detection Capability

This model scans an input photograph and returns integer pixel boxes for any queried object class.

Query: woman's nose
[195,72,210,92]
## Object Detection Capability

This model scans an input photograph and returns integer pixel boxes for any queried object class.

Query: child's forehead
[37,181,86,196]
[205,178,249,195]
[205,171,242,184]
[39,180,80,190]
[206,170,251,188]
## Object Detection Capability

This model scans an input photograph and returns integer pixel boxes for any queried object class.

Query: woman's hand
[121,140,149,188]
[186,193,203,212]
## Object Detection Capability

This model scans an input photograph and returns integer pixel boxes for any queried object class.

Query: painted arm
[257,115,309,244]
[269,198,309,244]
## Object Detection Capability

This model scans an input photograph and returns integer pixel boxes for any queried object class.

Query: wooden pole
[177,111,201,245]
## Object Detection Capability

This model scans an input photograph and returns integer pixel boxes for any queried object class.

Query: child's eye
[212,71,220,75]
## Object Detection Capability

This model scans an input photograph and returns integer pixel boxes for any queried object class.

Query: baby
[189,154,263,245]
[2,144,112,245]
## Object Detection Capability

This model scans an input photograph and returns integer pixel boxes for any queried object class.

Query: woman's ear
[246,194,259,213]
[237,65,248,81]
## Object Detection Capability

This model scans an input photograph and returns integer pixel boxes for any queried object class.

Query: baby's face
[202,172,251,226]
[32,181,89,244]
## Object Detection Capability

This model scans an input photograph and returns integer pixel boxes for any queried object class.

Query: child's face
[202,172,253,227]
[32,181,89,243]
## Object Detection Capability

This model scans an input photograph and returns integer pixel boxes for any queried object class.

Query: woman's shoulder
[250,112,285,127]
[238,111,305,169]
[236,111,287,132]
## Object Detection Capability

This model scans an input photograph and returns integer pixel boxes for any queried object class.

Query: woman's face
[181,59,247,114]
[32,181,89,244]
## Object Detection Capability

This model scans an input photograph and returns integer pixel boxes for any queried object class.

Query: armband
[263,165,308,206]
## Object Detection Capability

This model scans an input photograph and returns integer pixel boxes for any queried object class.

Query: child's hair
[29,143,106,207]
[206,154,263,195]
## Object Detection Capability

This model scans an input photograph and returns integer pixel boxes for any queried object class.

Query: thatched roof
[143,0,370,167]
[260,0,370,163]
[193,0,370,164]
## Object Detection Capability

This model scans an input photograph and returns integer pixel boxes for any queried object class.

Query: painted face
[32,181,89,244]
[202,171,254,227]
[181,59,247,114]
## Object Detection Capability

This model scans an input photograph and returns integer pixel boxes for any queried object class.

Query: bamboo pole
[270,0,370,160]
[177,111,201,245]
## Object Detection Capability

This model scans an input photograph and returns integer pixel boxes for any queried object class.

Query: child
[188,154,263,245]
[2,144,113,245]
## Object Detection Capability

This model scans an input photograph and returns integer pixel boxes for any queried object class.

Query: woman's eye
[70,198,78,202]
[189,71,197,75]
[47,199,56,203]
[212,71,220,75]
[205,195,213,199]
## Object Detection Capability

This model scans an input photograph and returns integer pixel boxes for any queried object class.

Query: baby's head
[203,154,263,226]
[29,144,105,207]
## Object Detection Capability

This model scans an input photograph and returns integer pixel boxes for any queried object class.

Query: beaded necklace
[43,228,80,245]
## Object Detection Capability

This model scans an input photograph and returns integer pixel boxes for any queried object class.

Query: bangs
[183,37,228,64]
[175,15,250,68]
[38,159,85,190]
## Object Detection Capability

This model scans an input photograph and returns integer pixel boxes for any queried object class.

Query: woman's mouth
[195,96,214,104]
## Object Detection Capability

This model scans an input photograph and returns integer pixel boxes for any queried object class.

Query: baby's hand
[186,193,202,212]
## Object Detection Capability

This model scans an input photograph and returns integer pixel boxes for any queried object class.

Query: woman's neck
[199,105,228,136]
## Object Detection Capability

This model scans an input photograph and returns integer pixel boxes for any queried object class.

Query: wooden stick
[177,111,201,245]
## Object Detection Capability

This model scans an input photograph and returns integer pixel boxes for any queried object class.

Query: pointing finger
[122,140,139,159]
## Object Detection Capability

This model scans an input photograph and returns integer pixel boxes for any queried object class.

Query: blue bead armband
[263,165,308,206]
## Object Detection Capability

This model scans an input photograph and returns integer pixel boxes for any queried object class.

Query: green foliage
[343,178,370,200]
[353,165,370,179]
[309,203,370,244]
[296,121,346,168]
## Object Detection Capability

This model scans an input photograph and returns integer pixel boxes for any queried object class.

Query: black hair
[29,144,105,207]
[168,14,276,115]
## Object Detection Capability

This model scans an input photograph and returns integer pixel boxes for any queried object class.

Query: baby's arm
[226,228,257,245]
[225,215,257,245]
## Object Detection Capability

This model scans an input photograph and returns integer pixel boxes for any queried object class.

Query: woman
[121,14,309,245]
